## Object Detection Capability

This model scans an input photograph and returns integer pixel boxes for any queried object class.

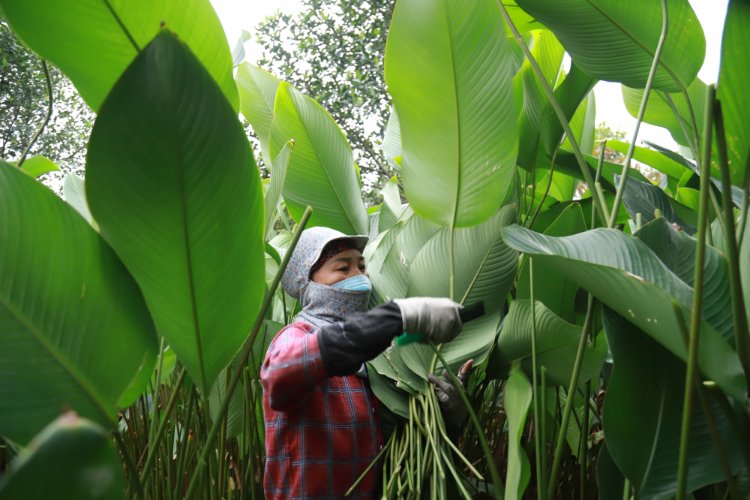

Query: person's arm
[260,322,328,412]
[317,298,464,376]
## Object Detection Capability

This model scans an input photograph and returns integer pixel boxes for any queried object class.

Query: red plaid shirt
[261,321,384,499]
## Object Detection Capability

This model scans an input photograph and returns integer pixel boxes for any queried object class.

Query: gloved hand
[428,359,474,432]
[393,297,463,344]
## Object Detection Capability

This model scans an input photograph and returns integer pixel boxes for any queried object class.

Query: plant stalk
[184,207,312,500]
[675,84,715,500]
[608,0,668,228]
[18,61,53,168]
[546,294,595,499]
[529,258,544,499]
[714,99,750,391]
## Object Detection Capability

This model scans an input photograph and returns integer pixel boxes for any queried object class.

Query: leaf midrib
[0,297,114,426]
[584,0,685,90]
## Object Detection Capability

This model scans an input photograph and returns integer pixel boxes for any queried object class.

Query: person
[260,227,470,499]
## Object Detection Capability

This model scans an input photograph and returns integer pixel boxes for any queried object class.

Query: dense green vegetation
[0,0,748,498]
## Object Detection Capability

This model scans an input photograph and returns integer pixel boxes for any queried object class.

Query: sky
[210,0,729,151]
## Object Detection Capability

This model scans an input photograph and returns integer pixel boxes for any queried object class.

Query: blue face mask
[332,274,372,292]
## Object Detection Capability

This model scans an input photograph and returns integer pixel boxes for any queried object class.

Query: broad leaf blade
[0,414,125,499]
[0,163,157,444]
[504,367,532,500]
[264,141,293,239]
[62,174,95,227]
[602,310,743,498]
[237,64,281,168]
[18,155,59,178]
[717,0,750,186]
[385,0,518,227]
[502,224,745,398]
[86,32,265,395]
[1,0,237,111]
[269,82,368,235]
[517,0,705,91]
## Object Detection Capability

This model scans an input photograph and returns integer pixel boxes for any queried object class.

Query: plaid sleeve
[260,322,328,412]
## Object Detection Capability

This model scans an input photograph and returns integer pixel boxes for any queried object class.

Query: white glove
[393,297,463,344]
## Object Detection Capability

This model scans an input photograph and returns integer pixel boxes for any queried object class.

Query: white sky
[210,0,729,150]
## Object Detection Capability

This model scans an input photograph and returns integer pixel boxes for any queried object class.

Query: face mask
[332,274,372,292]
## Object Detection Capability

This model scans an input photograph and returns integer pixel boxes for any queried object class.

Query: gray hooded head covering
[281,227,369,329]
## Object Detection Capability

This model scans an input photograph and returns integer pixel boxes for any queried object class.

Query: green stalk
[608,0,668,228]
[115,428,144,499]
[579,381,591,500]
[18,61,53,168]
[529,258,543,500]
[546,294,595,499]
[527,148,559,229]
[593,142,607,228]
[497,0,607,224]
[714,99,750,390]
[675,84,715,500]
[185,207,313,500]
[428,342,504,498]
[141,367,187,486]
[540,366,548,496]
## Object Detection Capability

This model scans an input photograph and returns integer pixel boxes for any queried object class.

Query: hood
[281,226,368,299]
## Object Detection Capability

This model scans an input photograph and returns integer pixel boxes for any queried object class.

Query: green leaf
[607,140,689,182]
[18,155,59,178]
[517,0,705,92]
[269,82,368,235]
[367,359,410,418]
[385,0,518,227]
[602,309,744,498]
[561,93,596,156]
[364,209,440,303]
[615,175,696,233]
[382,107,402,162]
[0,163,157,444]
[518,203,586,323]
[209,365,245,439]
[0,0,237,112]
[62,174,95,227]
[502,223,745,398]
[490,300,606,385]
[717,0,750,186]
[377,176,404,234]
[237,64,281,168]
[264,141,293,239]
[86,32,265,395]
[504,366,532,500]
[596,444,626,500]
[0,414,125,499]
[622,79,708,149]
[740,220,750,342]
[408,204,519,311]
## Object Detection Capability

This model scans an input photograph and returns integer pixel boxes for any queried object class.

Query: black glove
[317,302,403,376]
[428,359,473,432]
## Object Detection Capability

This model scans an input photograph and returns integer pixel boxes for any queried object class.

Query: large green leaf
[622,78,708,150]
[0,163,157,444]
[740,220,750,344]
[717,0,750,187]
[365,209,440,303]
[502,223,745,398]
[269,82,368,235]
[86,32,265,395]
[504,367,532,500]
[264,141,293,239]
[0,0,237,112]
[517,0,705,92]
[62,174,95,227]
[615,175,696,233]
[490,300,606,386]
[408,205,518,311]
[606,140,690,188]
[377,176,405,234]
[18,155,59,179]
[602,310,744,499]
[236,64,281,168]
[0,414,125,499]
[517,203,586,323]
[385,0,518,227]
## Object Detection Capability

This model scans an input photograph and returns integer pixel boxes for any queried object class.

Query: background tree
[255,0,395,196]
[0,19,93,190]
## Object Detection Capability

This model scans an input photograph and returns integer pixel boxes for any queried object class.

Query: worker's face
[310,248,367,286]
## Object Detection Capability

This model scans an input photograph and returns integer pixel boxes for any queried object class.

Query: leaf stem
[497,1,606,224]
[18,61,53,168]
[675,83,715,500]
[546,294,595,499]
[714,99,750,391]
[608,0,668,229]
[427,341,504,498]
[184,207,312,500]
